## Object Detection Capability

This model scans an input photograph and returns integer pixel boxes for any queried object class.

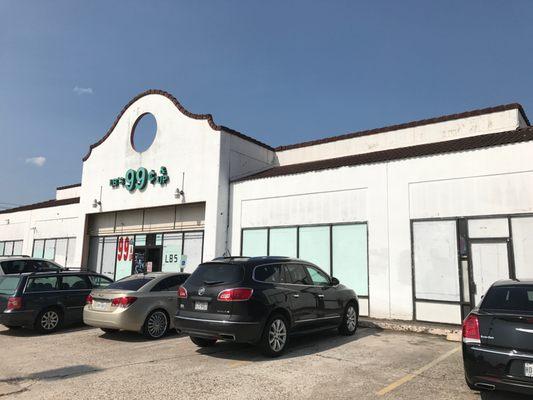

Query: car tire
[142,310,169,340]
[260,313,289,357]
[35,307,62,334]
[190,336,217,347]
[101,328,118,334]
[338,302,358,336]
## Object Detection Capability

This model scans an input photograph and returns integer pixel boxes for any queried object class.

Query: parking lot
[0,325,528,400]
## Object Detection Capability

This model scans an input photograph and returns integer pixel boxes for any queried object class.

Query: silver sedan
[84,272,190,339]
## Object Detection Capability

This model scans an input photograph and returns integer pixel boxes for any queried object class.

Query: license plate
[194,301,208,311]
[92,301,108,311]
[525,363,533,378]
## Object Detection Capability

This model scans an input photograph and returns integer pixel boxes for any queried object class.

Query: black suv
[174,256,359,356]
[0,271,113,333]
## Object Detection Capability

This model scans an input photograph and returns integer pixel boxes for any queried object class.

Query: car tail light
[85,294,93,305]
[217,288,253,302]
[178,286,188,299]
[111,296,137,308]
[463,314,481,344]
[6,297,22,311]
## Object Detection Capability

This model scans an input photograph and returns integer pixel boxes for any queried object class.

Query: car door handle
[292,294,300,298]
[317,294,324,298]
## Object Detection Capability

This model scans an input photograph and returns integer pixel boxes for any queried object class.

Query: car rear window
[107,277,154,291]
[481,286,533,313]
[187,263,244,286]
[0,276,21,295]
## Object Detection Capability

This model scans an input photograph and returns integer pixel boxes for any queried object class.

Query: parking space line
[376,346,460,396]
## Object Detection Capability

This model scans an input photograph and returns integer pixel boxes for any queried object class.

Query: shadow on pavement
[0,323,94,338]
[479,390,530,400]
[0,364,102,384]
[97,328,183,343]
[194,326,382,361]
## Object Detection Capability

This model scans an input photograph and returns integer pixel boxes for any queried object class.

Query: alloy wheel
[41,310,59,331]
[268,318,287,352]
[346,305,357,332]
[147,311,168,338]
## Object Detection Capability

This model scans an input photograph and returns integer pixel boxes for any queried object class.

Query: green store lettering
[110,166,169,192]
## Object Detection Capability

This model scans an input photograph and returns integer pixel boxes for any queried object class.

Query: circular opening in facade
[131,113,157,152]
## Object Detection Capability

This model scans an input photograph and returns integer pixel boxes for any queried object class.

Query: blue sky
[1,1,533,207]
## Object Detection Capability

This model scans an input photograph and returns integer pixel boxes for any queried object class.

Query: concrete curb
[359,317,462,342]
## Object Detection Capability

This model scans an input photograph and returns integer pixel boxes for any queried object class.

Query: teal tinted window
[242,229,267,257]
[299,226,330,272]
[332,224,368,295]
[269,228,297,257]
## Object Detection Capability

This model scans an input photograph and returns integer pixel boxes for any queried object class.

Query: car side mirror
[331,277,339,286]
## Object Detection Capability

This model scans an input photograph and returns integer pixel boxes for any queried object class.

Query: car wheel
[260,313,289,357]
[35,308,62,334]
[338,303,358,336]
[190,336,217,347]
[142,310,169,340]
[101,328,118,334]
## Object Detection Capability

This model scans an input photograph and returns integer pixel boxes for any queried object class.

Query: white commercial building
[2,89,533,325]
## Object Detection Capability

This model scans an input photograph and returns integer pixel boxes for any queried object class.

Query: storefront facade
[2,89,533,324]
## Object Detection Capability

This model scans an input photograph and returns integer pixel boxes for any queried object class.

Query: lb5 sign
[110,166,169,192]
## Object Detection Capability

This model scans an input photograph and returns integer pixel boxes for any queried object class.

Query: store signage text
[109,166,169,192]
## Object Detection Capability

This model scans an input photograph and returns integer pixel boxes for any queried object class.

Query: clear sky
[1,0,533,207]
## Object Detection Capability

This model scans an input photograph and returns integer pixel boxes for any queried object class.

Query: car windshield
[481,285,533,313]
[187,263,244,286]
[0,276,21,295]
[106,277,154,291]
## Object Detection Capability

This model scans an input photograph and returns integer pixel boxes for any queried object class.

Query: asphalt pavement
[0,324,528,400]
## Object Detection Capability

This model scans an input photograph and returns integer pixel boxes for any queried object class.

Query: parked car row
[0,256,360,356]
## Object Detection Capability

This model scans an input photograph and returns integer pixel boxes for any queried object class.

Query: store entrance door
[469,240,512,306]
[132,246,162,274]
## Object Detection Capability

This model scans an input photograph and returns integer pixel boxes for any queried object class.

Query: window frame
[24,275,60,293]
[59,275,91,291]
[252,263,287,284]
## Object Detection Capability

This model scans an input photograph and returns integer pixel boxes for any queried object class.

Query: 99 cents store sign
[109,166,169,192]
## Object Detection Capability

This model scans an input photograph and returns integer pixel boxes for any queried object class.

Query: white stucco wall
[56,186,81,200]
[276,109,523,166]
[76,93,275,268]
[231,140,533,321]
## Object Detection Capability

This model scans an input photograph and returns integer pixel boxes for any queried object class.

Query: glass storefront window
[162,233,183,272]
[242,229,268,257]
[183,232,203,272]
[332,224,368,296]
[269,228,297,258]
[299,226,330,273]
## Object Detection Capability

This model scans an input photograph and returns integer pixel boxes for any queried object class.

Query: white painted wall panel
[468,218,509,238]
[241,189,367,228]
[410,171,533,219]
[415,302,462,324]
[277,109,520,165]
